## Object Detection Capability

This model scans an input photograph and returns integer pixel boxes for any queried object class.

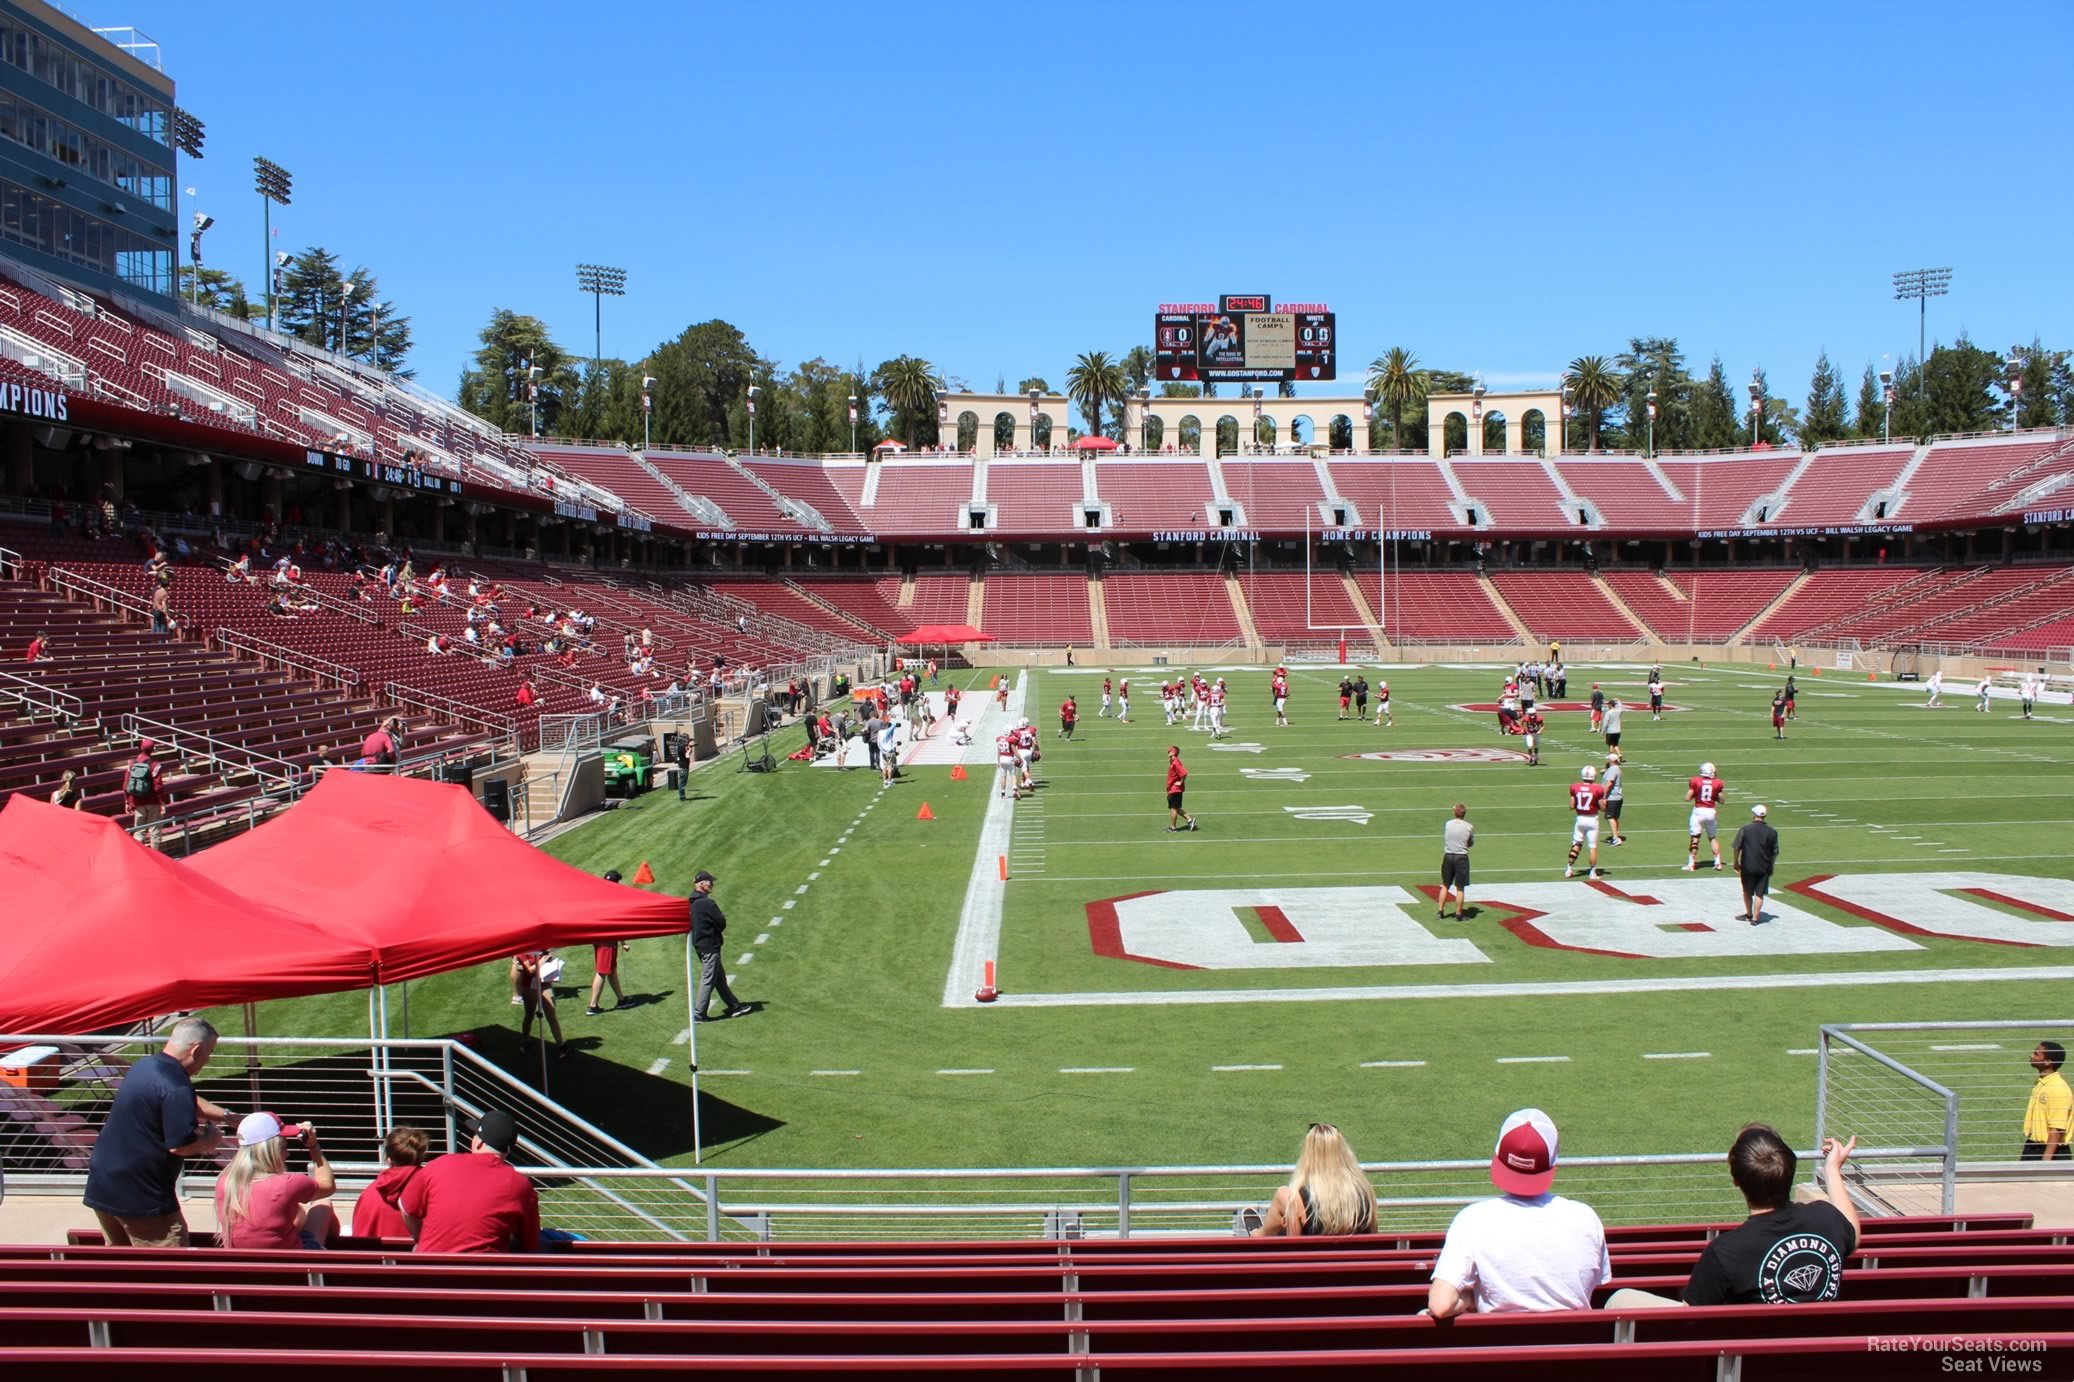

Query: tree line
[178,251,415,379]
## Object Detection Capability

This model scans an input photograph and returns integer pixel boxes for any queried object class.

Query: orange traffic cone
[632,861,655,885]
[916,802,935,821]
[949,764,968,781]
[1767,662,1775,670]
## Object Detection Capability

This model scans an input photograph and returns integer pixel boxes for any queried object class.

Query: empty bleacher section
[984,460,1083,533]
[1222,460,1325,530]
[1554,459,1690,530]
[974,572,1093,647]
[1323,458,1462,531]
[905,572,975,626]
[745,459,868,534]
[533,445,688,525]
[1896,436,2072,524]
[1657,453,1801,530]
[1601,570,1800,642]
[643,450,795,532]
[1451,460,1575,531]
[1102,571,1243,646]
[1489,571,1646,641]
[1240,570,1367,649]
[860,459,974,536]
[1767,443,1915,526]
[1746,567,1935,642]
[1093,460,1216,531]
[785,575,908,637]
[1362,572,1520,643]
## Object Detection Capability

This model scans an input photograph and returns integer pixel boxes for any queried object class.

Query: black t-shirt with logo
[1682,1200,1856,1305]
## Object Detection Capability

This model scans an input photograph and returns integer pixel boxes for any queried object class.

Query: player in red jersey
[1374,679,1392,728]
[1164,744,1197,832]
[1521,708,1545,765]
[1272,669,1290,726]
[1565,764,1608,879]
[1116,678,1131,723]
[1099,677,1114,718]
[1684,761,1727,871]
[1060,696,1078,740]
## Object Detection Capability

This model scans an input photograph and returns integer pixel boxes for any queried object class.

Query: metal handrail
[0,667,83,722]
[46,565,154,619]
[383,681,519,743]
[213,626,365,691]
[120,712,306,792]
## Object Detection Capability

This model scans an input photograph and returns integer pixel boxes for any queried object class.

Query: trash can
[667,767,682,793]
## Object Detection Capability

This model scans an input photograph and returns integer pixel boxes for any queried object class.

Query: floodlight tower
[575,263,626,365]
[1892,267,1952,401]
[253,157,293,329]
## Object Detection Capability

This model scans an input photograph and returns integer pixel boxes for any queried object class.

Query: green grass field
[236,660,2074,1174]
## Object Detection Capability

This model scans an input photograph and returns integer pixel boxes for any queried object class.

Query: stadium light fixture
[1646,389,1658,459]
[1892,267,1952,402]
[1878,360,1894,443]
[642,375,657,450]
[746,384,760,457]
[846,393,859,454]
[171,105,206,160]
[1029,387,1041,453]
[1747,370,1764,446]
[574,263,626,365]
[2007,348,2024,432]
[1139,386,1152,452]
[253,157,293,329]
[527,362,543,437]
[1559,382,1574,457]
[187,208,213,306]
[339,278,359,356]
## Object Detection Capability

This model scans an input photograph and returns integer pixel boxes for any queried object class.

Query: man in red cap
[1425,1108,1610,1318]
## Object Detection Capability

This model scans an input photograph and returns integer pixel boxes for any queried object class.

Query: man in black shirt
[1732,803,1780,925]
[1681,1125,1861,1306]
[689,870,750,1022]
[82,1017,230,1246]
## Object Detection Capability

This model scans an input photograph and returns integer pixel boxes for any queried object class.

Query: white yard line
[942,675,1028,1006]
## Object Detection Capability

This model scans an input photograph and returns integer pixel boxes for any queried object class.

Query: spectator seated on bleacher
[1245,1121,1378,1238]
[216,1113,339,1251]
[351,1125,428,1240]
[1608,1125,1860,1309]
[1426,1108,1610,1318]
[398,1109,539,1254]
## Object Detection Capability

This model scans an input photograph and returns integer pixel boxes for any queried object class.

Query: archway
[1443,411,1469,455]
[1328,413,1354,451]
[1216,415,1240,457]
[1482,410,1507,455]
[1177,414,1202,454]
[1521,408,1547,455]
[1033,413,1055,451]
[956,410,979,453]
[1143,415,1164,452]
[1290,414,1314,447]
[1254,415,1278,450]
[993,411,1017,452]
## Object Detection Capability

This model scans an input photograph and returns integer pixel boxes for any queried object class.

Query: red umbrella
[873,439,908,452]
[1072,435,1120,451]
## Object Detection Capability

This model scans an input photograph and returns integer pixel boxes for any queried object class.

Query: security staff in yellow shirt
[2023,1040,2070,1161]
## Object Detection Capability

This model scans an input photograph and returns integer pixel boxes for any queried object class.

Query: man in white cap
[1731,804,1780,925]
[1426,1107,1610,1317]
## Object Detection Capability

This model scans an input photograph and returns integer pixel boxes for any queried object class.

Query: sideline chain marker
[632,861,655,884]
[976,959,998,1003]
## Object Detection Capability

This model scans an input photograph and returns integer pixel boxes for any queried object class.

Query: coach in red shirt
[399,1110,539,1253]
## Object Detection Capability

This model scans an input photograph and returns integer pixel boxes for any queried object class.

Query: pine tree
[1801,350,1849,446]
[1854,364,1886,438]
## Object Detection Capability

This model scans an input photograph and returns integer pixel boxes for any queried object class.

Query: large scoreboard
[1154,294,1335,384]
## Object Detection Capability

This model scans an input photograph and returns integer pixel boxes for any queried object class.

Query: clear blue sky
[121,0,2071,405]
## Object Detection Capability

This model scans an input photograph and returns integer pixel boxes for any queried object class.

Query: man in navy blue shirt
[82,1018,230,1246]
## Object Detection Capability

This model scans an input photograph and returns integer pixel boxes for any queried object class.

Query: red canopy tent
[0,797,373,1033]
[184,771,688,981]
[1071,435,1119,451]
[895,625,995,645]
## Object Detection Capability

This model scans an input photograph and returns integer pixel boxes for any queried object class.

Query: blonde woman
[1248,1122,1379,1237]
[214,1113,337,1249]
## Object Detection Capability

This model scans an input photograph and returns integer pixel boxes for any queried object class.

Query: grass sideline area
[230,661,2072,1173]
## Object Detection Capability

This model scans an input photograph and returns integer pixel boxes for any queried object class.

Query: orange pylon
[916,802,935,821]
[949,764,968,781]
[632,861,655,884]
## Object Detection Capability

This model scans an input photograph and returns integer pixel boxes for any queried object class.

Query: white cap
[1751,804,1767,817]
[237,1112,286,1147]
[1701,761,1716,777]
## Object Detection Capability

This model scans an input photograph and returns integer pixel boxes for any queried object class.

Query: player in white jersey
[1208,680,1228,738]
[1013,718,1037,790]
[1374,680,1392,727]
[1925,671,1944,707]
[1975,676,1992,713]
[1116,678,1130,724]
[1191,680,1211,732]
[2020,675,2036,720]
[994,731,1020,800]
[1099,677,1113,717]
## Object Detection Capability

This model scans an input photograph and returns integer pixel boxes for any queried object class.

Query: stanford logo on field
[1343,747,1529,764]
[1454,701,1686,715]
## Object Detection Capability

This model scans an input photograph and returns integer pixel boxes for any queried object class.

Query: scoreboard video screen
[1154,295,1335,383]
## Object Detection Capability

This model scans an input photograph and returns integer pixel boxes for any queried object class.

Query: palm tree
[1563,355,1624,453]
[1365,347,1426,451]
[1065,350,1127,438]
[874,355,938,448]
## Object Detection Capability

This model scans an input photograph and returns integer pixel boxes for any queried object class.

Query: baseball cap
[693,869,716,885]
[603,869,623,883]
[1490,1107,1560,1196]
[139,738,156,751]
[1751,804,1768,818]
[464,1109,519,1155]
[237,1111,288,1147]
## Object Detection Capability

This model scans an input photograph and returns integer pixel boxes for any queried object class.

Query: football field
[242,660,2074,1174]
